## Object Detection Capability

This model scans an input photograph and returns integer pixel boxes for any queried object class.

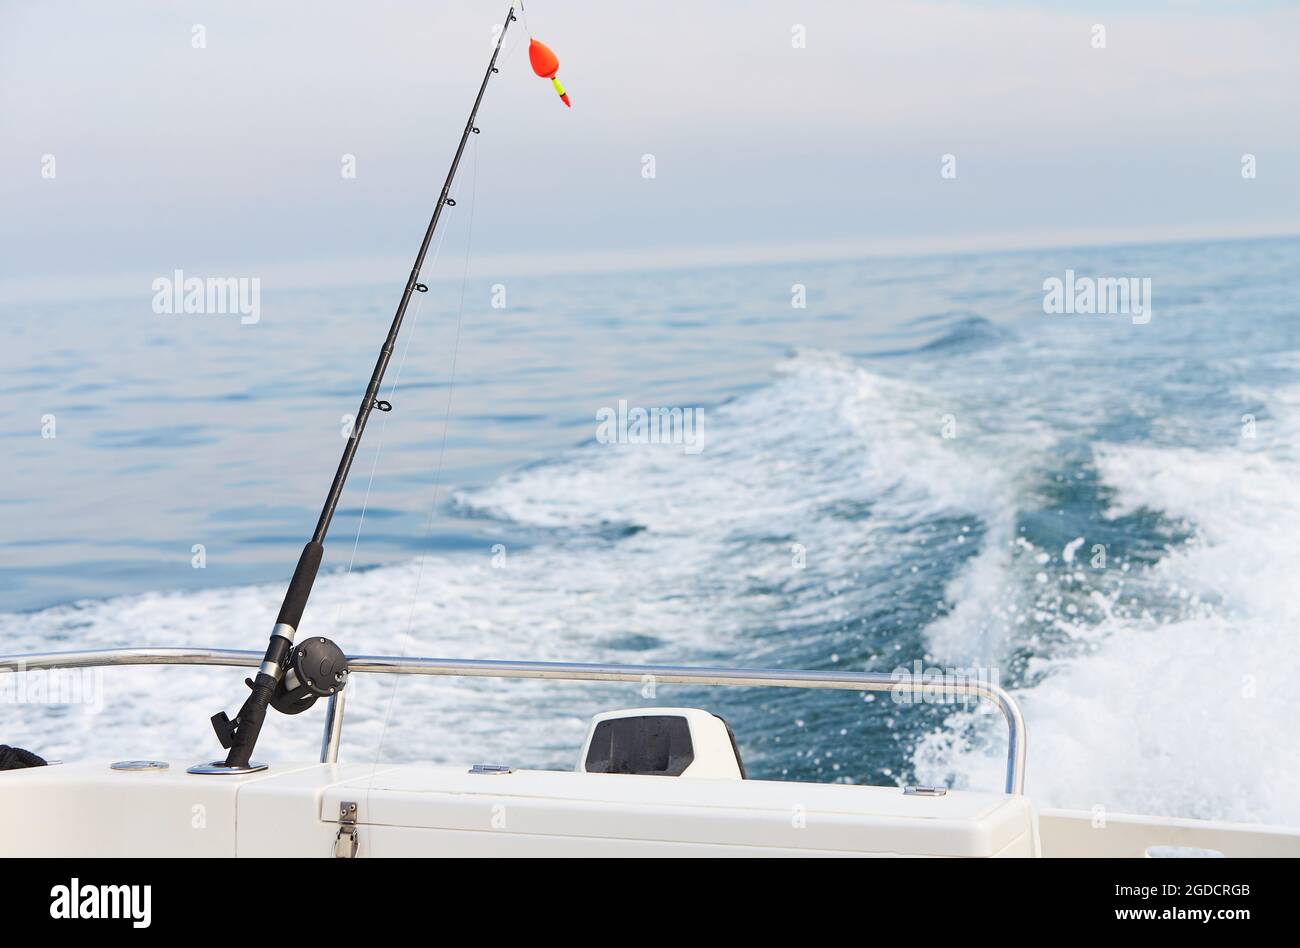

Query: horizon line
[3,222,1298,306]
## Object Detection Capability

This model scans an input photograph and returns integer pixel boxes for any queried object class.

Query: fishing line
[338,12,525,773]
[332,17,526,649]
[368,129,482,772]
[362,9,561,772]
[326,12,530,598]
[322,181,462,648]
[501,19,528,70]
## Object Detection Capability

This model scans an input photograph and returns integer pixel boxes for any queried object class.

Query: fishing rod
[203,5,531,773]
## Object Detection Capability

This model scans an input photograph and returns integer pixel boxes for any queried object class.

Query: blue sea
[3,235,1299,825]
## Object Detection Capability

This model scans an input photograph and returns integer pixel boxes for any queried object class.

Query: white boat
[2,645,1297,858]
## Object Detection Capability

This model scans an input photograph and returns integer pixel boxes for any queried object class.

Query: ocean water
[3,235,1299,826]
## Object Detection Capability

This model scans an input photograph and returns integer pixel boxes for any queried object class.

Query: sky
[2,0,1299,299]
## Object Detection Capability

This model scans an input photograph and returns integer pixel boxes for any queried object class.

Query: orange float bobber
[528,38,570,107]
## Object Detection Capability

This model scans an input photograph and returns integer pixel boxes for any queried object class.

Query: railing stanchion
[320,690,346,764]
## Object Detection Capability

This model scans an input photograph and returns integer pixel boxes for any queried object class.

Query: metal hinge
[468,763,514,775]
[903,785,948,797]
[334,801,358,858]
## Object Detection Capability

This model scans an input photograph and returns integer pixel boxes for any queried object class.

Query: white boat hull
[4,759,1296,857]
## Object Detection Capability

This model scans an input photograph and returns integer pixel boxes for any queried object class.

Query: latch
[334,800,358,858]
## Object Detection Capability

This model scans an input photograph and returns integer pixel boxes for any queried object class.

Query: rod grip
[276,541,324,629]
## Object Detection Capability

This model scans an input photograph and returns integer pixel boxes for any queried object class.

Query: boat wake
[4,348,1299,825]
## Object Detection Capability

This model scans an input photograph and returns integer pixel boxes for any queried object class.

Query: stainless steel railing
[0,647,1027,794]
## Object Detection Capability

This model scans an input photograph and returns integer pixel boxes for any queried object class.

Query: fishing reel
[270,636,349,715]
[207,635,347,762]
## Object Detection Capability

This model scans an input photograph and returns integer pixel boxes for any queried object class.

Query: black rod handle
[276,541,323,630]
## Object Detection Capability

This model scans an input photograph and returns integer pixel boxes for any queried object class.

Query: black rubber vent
[585,715,694,776]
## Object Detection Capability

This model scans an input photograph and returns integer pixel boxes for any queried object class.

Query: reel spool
[271,636,349,715]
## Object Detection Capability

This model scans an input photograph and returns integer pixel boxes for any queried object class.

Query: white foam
[463,350,1001,531]
[917,387,1300,824]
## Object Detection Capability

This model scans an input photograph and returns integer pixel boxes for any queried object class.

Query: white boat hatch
[317,764,1038,858]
